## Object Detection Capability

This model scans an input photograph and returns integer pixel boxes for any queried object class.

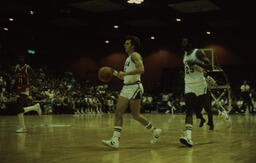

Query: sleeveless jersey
[183,49,207,96]
[15,64,30,95]
[123,52,141,84]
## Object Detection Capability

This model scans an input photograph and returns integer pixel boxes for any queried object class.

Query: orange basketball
[98,66,113,83]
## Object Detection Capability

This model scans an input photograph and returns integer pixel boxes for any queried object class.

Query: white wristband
[113,70,118,76]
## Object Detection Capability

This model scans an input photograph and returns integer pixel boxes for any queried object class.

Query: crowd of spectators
[0,65,118,115]
[0,65,255,115]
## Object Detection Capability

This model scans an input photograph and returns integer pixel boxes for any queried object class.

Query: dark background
[0,0,254,92]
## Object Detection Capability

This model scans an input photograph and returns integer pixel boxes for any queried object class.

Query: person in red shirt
[15,55,42,133]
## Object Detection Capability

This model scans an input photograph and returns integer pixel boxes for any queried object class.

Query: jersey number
[184,62,194,74]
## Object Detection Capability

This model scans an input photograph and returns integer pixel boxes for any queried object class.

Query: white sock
[185,124,192,139]
[112,126,122,141]
[18,113,25,128]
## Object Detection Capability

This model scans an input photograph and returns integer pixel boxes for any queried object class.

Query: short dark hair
[181,37,194,51]
[125,35,141,51]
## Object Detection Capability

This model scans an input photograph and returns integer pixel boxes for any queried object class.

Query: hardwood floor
[0,113,256,163]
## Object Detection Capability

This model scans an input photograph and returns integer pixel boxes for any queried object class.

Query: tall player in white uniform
[179,38,212,147]
[102,35,162,149]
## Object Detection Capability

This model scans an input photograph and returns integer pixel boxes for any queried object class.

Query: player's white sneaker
[179,136,193,147]
[16,127,28,133]
[150,128,162,144]
[102,139,119,149]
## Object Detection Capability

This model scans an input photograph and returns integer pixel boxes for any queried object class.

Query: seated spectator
[107,97,115,113]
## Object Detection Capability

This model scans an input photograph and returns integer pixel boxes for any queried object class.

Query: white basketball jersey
[183,49,207,96]
[123,52,141,84]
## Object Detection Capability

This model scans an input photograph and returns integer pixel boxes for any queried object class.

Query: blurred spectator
[240,80,254,113]
[106,95,115,113]
[142,93,153,113]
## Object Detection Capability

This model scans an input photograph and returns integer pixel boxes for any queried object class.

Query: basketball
[98,66,113,83]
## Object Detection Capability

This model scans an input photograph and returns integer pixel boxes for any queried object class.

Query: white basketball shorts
[120,83,144,100]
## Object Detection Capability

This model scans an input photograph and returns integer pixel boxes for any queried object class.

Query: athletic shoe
[150,128,162,144]
[179,136,193,147]
[207,123,214,130]
[16,127,28,133]
[102,139,119,149]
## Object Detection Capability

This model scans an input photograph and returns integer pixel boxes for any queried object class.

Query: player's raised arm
[194,49,211,70]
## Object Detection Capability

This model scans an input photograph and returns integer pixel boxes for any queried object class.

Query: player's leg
[102,96,129,149]
[16,94,28,133]
[200,93,214,130]
[24,103,42,116]
[130,98,162,144]
[195,107,205,127]
[180,93,197,147]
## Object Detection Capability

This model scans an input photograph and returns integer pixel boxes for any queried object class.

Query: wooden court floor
[0,113,256,163]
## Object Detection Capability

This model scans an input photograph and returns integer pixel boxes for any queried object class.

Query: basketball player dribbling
[102,35,162,149]
[15,56,42,133]
[179,38,212,147]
